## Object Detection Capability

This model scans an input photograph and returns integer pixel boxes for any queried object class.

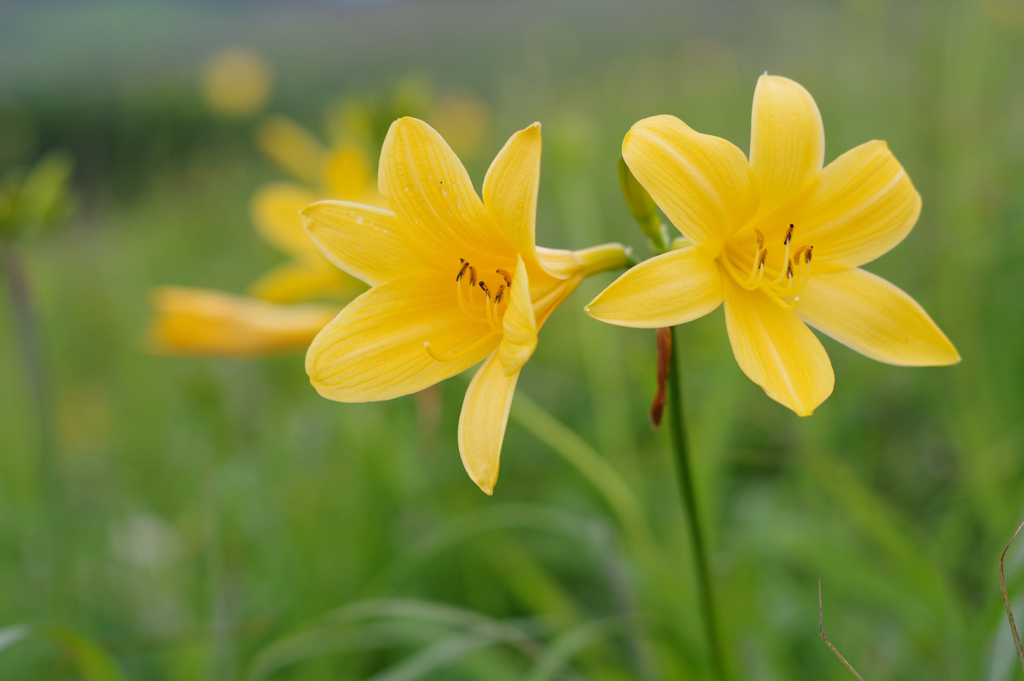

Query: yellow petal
[749,74,825,215]
[256,116,324,185]
[321,145,372,201]
[301,200,430,287]
[458,351,520,495]
[622,115,759,258]
[248,257,357,304]
[251,183,321,256]
[498,256,537,375]
[585,247,722,328]
[378,117,503,263]
[149,287,335,357]
[306,274,498,402]
[483,122,541,265]
[722,277,834,416]
[793,140,921,272]
[796,268,959,366]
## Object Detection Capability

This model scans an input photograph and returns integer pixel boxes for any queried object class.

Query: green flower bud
[617,157,668,254]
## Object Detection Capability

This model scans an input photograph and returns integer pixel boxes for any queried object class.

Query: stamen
[456,261,469,281]
[424,333,496,362]
[752,249,767,288]
[745,229,765,287]
[469,267,477,287]
[496,269,512,286]
[478,281,490,298]
[494,284,505,305]
[770,225,794,286]
[456,279,488,322]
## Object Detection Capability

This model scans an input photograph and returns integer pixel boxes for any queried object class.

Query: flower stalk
[666,324,726,681]
[1,244,64,617]
[616,161,726,678]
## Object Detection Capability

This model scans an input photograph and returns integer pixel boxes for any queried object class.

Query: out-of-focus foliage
[0,0,1023,679]
[0,152,75,241]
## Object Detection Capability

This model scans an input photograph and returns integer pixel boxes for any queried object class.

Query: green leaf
[0,624,125,681]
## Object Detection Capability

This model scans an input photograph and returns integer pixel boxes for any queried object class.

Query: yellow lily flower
[301,118,628,493]
[249,115,382,303]
[147,114,383,358]
[587,74,959,416]
[149,287,336,357]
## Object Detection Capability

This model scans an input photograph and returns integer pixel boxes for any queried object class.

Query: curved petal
[622,115,759,257]
[459,351,520,495]
[498,256,537,375]
[321,145,372,201]
[793,140,921,272]
[248,257,357,304]
[256,116,324,185]
[585,247,722,328]
[149,287,335,357]
[797,268,959,366]
[749,74,825,215]
[306,274,497,403]
[302,200,432,286]
[251,183,321,256]
[722,277,834,416]
[483,122,541,266]
[378,117,504,263]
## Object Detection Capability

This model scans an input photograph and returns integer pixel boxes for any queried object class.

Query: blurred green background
[2,0,1024,678]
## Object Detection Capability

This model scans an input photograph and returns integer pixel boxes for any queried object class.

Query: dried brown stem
[649,327,671,429]
[818,579,865,681]
[1000,520,1024,673]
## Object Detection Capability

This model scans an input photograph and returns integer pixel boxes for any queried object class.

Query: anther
[755,228,764,250]
[469,267,477,287]
[494,284,505,304]
[496,269,512,286]
[804,246,813,264]
[784,224,794,246]
[758,250,767,269]
[456,261,469,281]
[479,281,490,298]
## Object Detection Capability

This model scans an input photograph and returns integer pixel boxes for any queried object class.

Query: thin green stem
[667,326,726,681]
[2,243,64,618]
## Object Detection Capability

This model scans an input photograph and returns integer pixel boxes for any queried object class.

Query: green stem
[667,326,726,681]
[2,243,64,617]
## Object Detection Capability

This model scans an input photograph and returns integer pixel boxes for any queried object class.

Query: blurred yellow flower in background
[588,74,959,416]
[251,115,383,304]
[429,92,491,158]
[149,287,335,357]
[302,118,628,494]
[148,102,384,357]
[201,48,273,119]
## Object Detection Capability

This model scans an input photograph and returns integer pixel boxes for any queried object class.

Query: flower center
[423,258,512,362]
[720,224,814,311]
